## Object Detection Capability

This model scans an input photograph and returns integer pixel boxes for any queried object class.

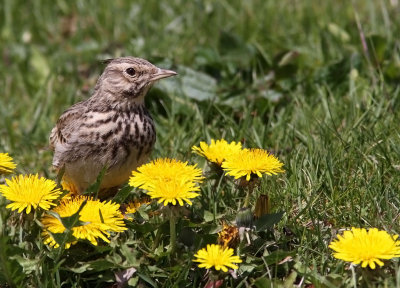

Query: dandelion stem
[243,188,251,207]
[212,174,224,223]
[168,207,177,255]
[350,264,357,288]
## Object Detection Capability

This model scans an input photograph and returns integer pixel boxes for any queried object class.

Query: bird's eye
[126,67,136,76]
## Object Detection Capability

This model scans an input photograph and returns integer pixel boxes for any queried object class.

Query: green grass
[1,0,400,287]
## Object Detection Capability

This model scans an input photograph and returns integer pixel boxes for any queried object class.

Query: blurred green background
[1,0,400,286]
[2,0,399,174]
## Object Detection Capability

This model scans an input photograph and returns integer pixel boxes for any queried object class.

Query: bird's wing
[49,102,87,167]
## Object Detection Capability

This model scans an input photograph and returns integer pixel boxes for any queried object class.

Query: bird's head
[94,57,177,102]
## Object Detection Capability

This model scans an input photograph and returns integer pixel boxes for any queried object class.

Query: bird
[49,57,177,195]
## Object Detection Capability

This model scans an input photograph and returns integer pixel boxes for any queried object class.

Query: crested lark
[50,57,177,194]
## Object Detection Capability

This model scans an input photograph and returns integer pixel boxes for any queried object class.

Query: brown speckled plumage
[50,57,176,194]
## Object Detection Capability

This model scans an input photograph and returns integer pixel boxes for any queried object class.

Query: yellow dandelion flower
[193,244,242,272]
[0,174,61,214]
[192,139,242,165]
[329,227,400,269]
[125,198,150,214]
[146,179,200,206]
[222,148,284,181]
[129,158,203,206]
[61,178,79,195]
[124,197,150,220]
[41,196,126,248]
[0,153,17,174]
[129,158,203,190]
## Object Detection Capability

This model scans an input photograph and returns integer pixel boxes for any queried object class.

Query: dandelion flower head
[193,244,242,272]
[192,139,242,165]
[124,197,151,220]
[125,198,150,214]
[222,148,284,181]
[146,179,200,206]
[61,177,79,197]
[129,158,203,190]
[329,227,400,269]
[0,153,17,174]
[0,174,61,214]
[129,158,203,206]
[41,196,126,248]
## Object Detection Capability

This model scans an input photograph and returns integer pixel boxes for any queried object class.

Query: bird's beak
[150,68,177,82]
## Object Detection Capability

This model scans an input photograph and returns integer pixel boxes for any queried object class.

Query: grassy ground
[1,0,400,287]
